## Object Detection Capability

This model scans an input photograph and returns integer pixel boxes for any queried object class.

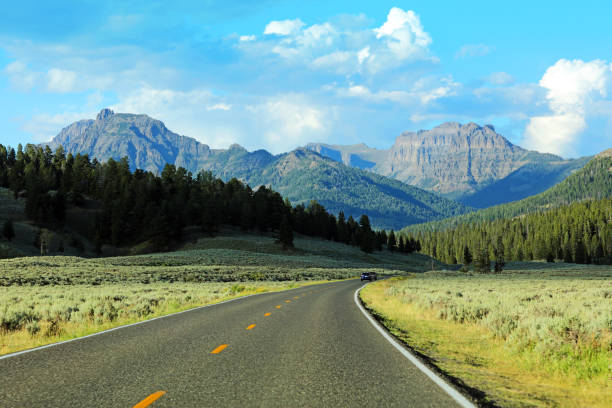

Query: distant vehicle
[360,271,377,281]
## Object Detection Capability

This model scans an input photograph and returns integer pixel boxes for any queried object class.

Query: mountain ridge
[306,122,587,206]
[45,109,470,229]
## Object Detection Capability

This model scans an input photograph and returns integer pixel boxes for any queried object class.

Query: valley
[2,4,611,408]
[1,112,610,408]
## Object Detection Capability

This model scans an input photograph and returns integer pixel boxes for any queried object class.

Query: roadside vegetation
[0,281,318,356]
[0,231,432,356]
[360,264,612,407]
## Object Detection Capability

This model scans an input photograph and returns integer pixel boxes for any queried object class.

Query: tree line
[407,155,612,232]
[402,197,612,267]
[0,143,420,255]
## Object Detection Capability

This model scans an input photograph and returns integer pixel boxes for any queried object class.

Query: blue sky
[1,0,611,157]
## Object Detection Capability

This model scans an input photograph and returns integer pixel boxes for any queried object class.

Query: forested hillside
[403,197,612,265]
[405,154,612,233]
[207,148,470,230]
[0,143,416,256]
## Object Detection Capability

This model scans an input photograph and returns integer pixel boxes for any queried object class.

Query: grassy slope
[404,154,612,233]
[0,229,436,355]
[360,265,612,408]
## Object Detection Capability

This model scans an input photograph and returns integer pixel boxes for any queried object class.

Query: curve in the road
[354,283,475,408]
[1,279,474,407]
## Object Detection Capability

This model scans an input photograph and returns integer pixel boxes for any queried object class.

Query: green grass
[360,265,612,407]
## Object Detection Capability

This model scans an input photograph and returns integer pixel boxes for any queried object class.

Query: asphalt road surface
[0,279,469,407]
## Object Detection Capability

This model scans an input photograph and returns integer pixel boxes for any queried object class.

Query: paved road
[0,279,465,407]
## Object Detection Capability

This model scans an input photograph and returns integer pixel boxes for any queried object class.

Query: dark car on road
[360,272,377,281]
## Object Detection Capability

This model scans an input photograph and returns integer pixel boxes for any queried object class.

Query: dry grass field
[360,263,612,407]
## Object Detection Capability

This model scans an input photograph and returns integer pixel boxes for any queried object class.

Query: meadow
[360,263,612,407]
[0,231,428,355]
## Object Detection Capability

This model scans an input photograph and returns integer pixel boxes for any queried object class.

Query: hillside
[205,148,470,229]
[0,188,96,258]
[44,109,470,229]
[407,196,612,265]
[307,122,588,206]
[404,153,612,233]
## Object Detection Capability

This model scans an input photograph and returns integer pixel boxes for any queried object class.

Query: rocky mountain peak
[96,108,115,121]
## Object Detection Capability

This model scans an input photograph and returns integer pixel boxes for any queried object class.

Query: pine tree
[279,215,294,249]
[2,219,15,242]
[474,245,490,273]
[463,245,472,265]
[493,235,505,272]
[398,236,406,253]
[387,230,397,252]
[358,215,374,253]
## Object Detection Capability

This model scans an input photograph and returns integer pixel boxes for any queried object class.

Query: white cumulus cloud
[373,7,431,60]
[523,59,612,156]
[264,19,305,36]
[239,8,432,76]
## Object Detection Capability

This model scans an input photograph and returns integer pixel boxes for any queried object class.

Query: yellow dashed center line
[132,391,166,408]
[285,300,291,303]
[264,312,271,316]
[246,324,256,330]
[211,344,228,354]
[293,296,299,299]
[275,305,282,309]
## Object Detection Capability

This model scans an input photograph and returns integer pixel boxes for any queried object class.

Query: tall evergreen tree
[398,236,406,253]
[387,230,397,252]
[279,215,294,249]
[358,214,374,253]
[493,235,505,272]
[2,219,15,242]
[463,245,472,265]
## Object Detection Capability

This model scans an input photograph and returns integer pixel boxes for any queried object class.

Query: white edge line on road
[354,283,476,408]
[0,280,344,361]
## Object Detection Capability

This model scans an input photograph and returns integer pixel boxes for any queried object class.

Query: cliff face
[307,122,582,204]
[378,122,525,196]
